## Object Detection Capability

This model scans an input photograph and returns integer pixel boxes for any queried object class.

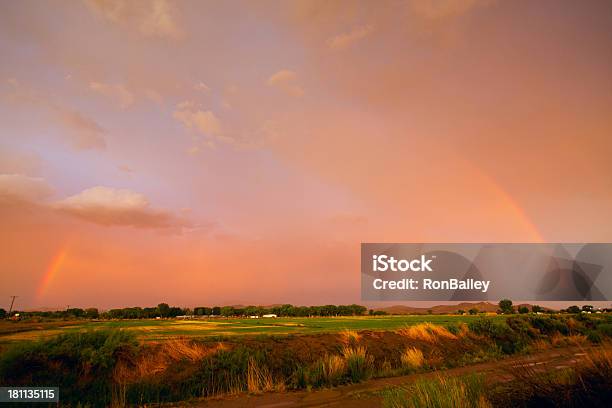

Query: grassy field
[1,314,609,406]
[0,314,503,343]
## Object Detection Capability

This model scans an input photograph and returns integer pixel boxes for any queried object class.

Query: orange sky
[1,1,611,309]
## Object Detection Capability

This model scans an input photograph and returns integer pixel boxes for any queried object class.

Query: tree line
[1,303,368,320]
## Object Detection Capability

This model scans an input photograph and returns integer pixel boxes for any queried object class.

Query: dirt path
[183,345,597,408]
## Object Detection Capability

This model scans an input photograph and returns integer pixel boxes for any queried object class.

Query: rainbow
[463,157,544,242]
[36,246,69,300]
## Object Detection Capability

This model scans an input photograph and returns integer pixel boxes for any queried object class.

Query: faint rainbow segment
[36,247,69,300]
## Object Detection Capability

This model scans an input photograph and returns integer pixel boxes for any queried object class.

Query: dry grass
[566,334,588,346]
[114,339,227,384]
[340,329,361,346]
[397,323,457,343]
[582,343,611,372]
[496,344,612,407]
[458,322,470,337]
[322,354,347,384]
[550,332,564,347]
[342,345,367,360]
[531,339,550,351]
[342,345,372,382]
[383,374,491,408]
[164,338,221,362]
[400,347,424,370]
[566,317,579,334]
[247,357,276,393]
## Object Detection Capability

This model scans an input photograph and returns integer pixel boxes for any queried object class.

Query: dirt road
[183,345,596,408]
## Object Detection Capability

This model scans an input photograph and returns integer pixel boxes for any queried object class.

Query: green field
[0,314,504,344]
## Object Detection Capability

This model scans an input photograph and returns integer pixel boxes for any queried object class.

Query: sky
[1,0,611,310]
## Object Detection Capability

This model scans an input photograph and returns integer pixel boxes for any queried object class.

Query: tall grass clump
[342,345,372,382]
[340,329,361,346]
[397,323,457,343]
[247,357,277,393]
[309,354,346,387]
[400,347,424,371]
[382,374,490,408]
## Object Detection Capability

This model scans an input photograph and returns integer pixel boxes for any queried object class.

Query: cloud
[5,79,107,150]
[89,81,135,108]
[327,24,374,50]
[144,89,163,104]
[118,165,134,174]
[173,101,222,136]
[86,0,183,39]
[0,174,54,203]
[54,186,188,229]
[267,70,304,97]
[59,110,107,150]
[0,148,42,175]
[194,82,210,92]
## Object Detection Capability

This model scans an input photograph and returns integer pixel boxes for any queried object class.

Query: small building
[262,314,277,318]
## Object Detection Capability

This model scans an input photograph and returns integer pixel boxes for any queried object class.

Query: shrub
[468,318,526,354]
[597,323,612,337]
[0,330,137,407]
[506,316,532,334]
[446,324,460,336]
[529,316,569,336]
[587,331,602,344]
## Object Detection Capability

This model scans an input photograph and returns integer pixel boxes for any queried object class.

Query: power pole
[8,295,18,315]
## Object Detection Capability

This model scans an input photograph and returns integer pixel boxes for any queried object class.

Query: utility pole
[8,295,18,315]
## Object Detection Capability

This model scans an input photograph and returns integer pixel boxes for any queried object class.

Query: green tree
[220,306,235,317]
[468,308,479,315]
[582,305,593,312]
[531,305,543,313]
[498,299,514,314]
[457,309,465,315]
[0,308,6,319]
[157,303,170,318]
[567,305,580,313]
[67,308,85,318]
[518,306,529,314]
